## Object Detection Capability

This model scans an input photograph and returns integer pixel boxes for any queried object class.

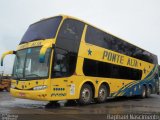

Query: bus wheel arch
[78,81,95,105]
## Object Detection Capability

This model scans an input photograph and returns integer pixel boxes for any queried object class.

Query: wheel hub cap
[82,88,90,102]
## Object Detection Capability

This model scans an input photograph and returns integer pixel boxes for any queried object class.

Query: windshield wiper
[25,74,41,77]
[13,73,23,80]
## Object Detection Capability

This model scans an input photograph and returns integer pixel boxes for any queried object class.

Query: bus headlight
[33,85,47,90]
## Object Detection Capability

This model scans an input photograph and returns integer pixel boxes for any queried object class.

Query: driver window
[52,48,69,77]
[54,54,67,73]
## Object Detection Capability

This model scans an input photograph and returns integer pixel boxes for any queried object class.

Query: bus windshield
[12,47,51,80]
[20,16,62,44]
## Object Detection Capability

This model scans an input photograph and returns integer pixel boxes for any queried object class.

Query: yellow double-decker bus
[1,15,159,105]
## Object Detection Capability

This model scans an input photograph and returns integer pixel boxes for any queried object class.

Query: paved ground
[0,92,160,120]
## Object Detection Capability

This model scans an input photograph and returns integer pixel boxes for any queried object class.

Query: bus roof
[34,14,157,57]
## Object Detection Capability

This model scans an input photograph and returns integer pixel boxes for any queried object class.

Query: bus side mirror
[1,51,16,66]
[39,43,54,63]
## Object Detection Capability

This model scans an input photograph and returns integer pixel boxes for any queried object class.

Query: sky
[0,0,160,74]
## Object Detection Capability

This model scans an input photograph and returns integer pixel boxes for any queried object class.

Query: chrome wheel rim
[99,88,106,101]
[142,88,146,97]
[82,88,90,103]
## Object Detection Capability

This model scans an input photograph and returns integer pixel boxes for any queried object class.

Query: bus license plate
[19,92,26,97]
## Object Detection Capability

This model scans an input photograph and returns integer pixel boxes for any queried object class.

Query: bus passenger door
[50,48,69,100]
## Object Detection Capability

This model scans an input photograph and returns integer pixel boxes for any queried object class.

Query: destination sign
[17,41,42,50]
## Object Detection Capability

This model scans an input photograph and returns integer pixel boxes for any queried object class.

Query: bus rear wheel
[96,84,108,103]
[140,86,147,99]
[146,86,152,98]
[78,84,93,105]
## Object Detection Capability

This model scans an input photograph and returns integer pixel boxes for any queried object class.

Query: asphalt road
[0,92,160,120]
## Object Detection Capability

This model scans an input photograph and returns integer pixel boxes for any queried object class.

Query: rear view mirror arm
[1,51,16,66]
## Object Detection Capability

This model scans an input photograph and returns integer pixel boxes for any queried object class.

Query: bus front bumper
[10,88,51,101]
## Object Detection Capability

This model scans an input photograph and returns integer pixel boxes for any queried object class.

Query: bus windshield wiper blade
[13,73,23,80]
[25,74,41,77]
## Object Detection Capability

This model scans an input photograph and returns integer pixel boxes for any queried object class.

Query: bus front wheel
[78,84,93,105]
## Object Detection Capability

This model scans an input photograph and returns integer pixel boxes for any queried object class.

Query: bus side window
[85,26,108,49]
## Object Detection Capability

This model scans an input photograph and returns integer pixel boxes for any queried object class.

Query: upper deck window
[56,18,85,53]
[20,16,62,44]
[85,25,157,64]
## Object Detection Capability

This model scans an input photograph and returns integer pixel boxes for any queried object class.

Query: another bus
[0,74,11,92]
[1,15,159,105]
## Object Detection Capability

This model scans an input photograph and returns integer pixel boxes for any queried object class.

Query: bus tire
[96,84,108,103]
[78,84,93,105]
[140,86,147,99]
[146,86,152,98]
